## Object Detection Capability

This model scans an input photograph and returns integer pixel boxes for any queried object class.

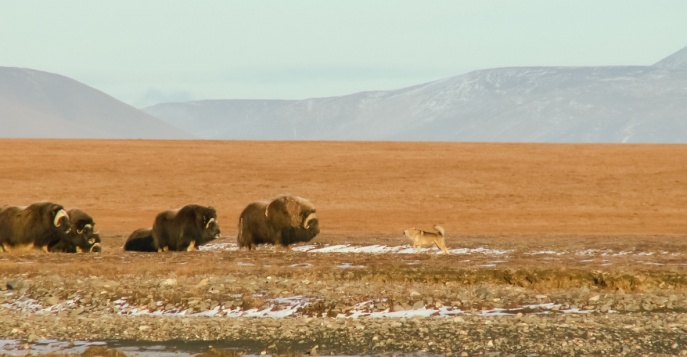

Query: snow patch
[1,294,597,320]
[203,241,512,255]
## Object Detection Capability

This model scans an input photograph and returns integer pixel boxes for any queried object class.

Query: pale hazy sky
[2,1,686,107]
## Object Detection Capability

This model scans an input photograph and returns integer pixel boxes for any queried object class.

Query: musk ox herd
[0,195,320,254]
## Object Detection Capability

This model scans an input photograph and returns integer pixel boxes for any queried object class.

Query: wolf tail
[433,225,445,237]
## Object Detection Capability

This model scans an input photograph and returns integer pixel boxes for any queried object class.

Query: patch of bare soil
[1,140,687,355]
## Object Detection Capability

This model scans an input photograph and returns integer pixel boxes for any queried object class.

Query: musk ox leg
[274,244,292,252]
[3,243,36,252]
[186,240,197,251]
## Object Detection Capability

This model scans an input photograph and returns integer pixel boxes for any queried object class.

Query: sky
[1,1,686,108]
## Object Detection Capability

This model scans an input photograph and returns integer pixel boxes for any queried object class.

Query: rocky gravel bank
[3,270,687,355]
[1,310,687,355]
[2,248,687,355]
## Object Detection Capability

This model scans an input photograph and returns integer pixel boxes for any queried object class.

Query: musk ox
[123,228,157,252]
[237,195,320,250]
[50,209,102,253]
[152,205,221,251]
[0,202,72,252]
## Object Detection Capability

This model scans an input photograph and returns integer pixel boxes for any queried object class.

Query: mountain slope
[145,65,687,143]
[653,45,687,71]
[0,67,192,139]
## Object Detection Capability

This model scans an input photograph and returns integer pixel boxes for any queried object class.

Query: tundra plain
[1,140,686,356]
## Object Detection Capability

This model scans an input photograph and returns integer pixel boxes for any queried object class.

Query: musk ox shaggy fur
[237,195,320,250]
[152,205,221,252]
[50,209,102,253]
[123,228,157,252]
[0,202,72,252]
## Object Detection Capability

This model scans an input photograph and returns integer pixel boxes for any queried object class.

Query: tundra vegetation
[0,140,686,355]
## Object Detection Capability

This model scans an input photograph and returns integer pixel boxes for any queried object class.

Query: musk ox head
[237,195,319,249]
[67,209,102,253]
[198,207,221,245]
[266,195,319,232]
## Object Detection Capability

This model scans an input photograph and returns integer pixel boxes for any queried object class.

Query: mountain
[145,47,687,143]
[0,67,192,139]
[654,45,687,71]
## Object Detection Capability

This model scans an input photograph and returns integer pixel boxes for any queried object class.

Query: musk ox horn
[205,217,215,229]
[54,209,68,227]
[303,212,317,229]
[78,224,93,234]
[90,243,102,252]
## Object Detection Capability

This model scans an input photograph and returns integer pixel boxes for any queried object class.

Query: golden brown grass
[1,140,686,292]
[0,140,685,238]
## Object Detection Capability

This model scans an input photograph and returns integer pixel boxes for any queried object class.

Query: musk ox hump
[161,209,179,220]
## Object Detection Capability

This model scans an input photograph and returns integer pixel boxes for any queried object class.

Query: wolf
[403,225,449,254]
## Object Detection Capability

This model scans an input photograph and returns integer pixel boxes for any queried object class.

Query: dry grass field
[1,139,686,240]
[1,139,687,355]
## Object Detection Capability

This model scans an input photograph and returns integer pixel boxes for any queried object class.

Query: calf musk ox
[50,209,102,253]
[152,205,221,251]
[237,195,320,250]
[0,202,72,252]
[123,228,157,252]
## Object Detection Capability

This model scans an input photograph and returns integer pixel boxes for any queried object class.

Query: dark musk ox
[123,228,157,252]
[152,205,221,251]
[49,209,102,253]
[0,202,72,252]
[237,195,320,250]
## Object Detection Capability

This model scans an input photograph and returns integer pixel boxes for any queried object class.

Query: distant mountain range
[144,45,687,143]
[2,46,686,142]
[0,67,191,139]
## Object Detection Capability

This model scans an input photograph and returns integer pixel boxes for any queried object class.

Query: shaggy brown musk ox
[0,202,72,252]
[49,209,102,253]
[152,205,221,251]
[237,195,320,250]
[123,228,157,252]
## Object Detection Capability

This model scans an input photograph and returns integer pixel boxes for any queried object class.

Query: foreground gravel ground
[2,310,687,355]
[2,244,687,356]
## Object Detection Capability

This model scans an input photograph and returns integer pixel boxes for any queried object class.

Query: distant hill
[145,46,687,143]
[654,45,687,71]
[0,67,192,139]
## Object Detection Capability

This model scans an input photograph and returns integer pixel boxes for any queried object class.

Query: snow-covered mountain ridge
[145,58,687,142]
